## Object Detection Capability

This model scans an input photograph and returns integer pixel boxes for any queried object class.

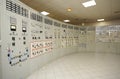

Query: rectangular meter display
[22,27,27,32]
[10,25,16,31]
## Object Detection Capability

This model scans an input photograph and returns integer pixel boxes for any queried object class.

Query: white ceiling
[20,0,120,25]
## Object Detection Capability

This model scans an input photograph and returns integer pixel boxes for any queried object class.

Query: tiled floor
[26,52,120,79]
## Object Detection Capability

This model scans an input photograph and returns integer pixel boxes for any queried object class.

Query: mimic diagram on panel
[7,16,29,66]
[61,24,67,48]
[53,22,61,49]
[96,25,120,42]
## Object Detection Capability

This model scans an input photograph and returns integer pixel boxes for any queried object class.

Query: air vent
[68,26,73,29]
[74,27,79,30]
[62,24,67,28]
[6,0,29,18]
[44,18,53,25]
[30,12,43,22]
[54,22,61,27]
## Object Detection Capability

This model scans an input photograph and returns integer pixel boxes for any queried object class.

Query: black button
[12,37,15,41]
[19,55,21,58]
[19,59,21,62]
[23,41,26,45]
[9,61,12,64]
[23,37,26,40]
[12,42,15,46]
[32,53,34,55]
[8,54,10,57]
[32,37,34,39]
[12,50,14,53]
[37,51,39,54]
[40,31,43,33]
[26,49,28,52]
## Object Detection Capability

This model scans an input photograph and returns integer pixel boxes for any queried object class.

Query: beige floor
[26,52,120,79]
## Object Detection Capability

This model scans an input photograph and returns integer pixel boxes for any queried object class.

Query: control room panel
[0,0,80,79]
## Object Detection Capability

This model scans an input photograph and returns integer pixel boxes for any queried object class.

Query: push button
[12,37,15,41]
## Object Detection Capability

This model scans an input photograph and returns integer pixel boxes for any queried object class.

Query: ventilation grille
[87,27,95,31]
[80,27,86,31]
[62,24,67,28]
[74,27,79,30]
[44,18,53,25]
[54,22,61,27]
[6,0,29,18]
[30,12,43,22]
[68,26,73,29]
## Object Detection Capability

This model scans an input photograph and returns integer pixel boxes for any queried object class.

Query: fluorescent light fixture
[82,0,96,8]
[64,20,70,22]
[97,19,104,21]
[41,11,50,15]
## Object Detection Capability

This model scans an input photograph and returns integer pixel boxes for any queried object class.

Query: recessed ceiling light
[40,11,50,15]
[97,19,104,21]
[67,8,72,12]
[82,0,96,8]
[64,20,70,22]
